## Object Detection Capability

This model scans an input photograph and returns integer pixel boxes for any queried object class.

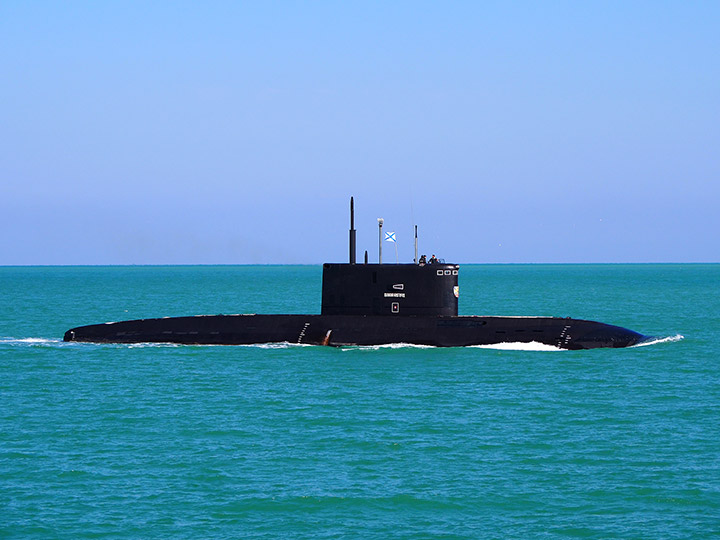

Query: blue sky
[1,1,718,264]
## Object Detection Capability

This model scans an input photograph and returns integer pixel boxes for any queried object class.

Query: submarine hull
[63,314,646,350]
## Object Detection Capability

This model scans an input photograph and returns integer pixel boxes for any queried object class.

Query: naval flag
[385,231,396,243]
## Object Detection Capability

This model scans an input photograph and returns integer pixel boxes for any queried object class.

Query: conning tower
[321,198,459,317]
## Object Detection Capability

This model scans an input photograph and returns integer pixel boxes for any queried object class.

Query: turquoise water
[1,264,718,539]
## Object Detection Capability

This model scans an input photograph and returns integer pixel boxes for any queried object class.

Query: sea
[1,264,718,539]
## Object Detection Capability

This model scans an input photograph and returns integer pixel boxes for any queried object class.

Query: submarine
[64,198,648,350]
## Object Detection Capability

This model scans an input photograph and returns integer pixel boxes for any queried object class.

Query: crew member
[418,254,427,265]
[429,254,438,264]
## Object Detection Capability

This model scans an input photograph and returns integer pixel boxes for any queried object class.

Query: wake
[1,335,685,351]
[631,334,684,348]
[0,337,64,347]
[471,341,563,352]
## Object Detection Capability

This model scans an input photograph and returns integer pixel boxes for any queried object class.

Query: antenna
[414,225,418,264]
[349,197,356,264]
[377,218,384,264]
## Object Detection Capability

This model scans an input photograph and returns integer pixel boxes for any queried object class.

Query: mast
[349,197,356,264]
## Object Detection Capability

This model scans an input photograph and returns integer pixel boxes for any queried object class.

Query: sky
[1,1,718,264]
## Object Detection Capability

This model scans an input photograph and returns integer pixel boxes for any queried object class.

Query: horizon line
[1,261,718,268]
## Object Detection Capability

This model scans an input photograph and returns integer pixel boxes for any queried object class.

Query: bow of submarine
[566,321,647,350]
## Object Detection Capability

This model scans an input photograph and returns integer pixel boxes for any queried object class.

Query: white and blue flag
[385,231,396,243]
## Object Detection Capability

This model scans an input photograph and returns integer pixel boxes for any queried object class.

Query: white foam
[106,341,304,349]
[341,343,436,351]
[125,342,181,349]
[470,341,564,352]
[0,337,62,345]
[241,342,315,349]
[343,342,564,351]
[631,334,685,348]
[0,339,316,350]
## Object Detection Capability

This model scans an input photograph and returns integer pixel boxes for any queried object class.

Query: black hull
[63,314,646,350]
